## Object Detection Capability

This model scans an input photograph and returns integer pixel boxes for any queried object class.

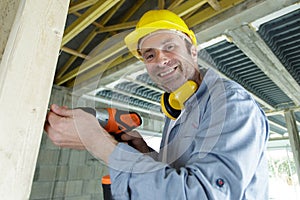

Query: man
[45,10,269,199]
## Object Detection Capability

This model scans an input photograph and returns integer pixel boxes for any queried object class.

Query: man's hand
[44,104,117,163]
[121,131,150,153]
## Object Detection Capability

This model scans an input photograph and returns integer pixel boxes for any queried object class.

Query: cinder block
[65,180,83,197]
[59,149,71,165]
[53,181,67,198]
[65,195,92,200]
[37,149,60,165]
[68,165,95,180]
[83,179,102,195]
[57,165,69,181]
[91,193,104,200]
[30,182,53,199]
[69,150,87,165]
[33,166,57,181]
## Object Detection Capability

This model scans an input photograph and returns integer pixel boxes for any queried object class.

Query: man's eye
[144,53,154,61]
[165,44,175,51]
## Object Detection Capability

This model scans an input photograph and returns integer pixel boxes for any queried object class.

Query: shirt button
[216,178,225,187]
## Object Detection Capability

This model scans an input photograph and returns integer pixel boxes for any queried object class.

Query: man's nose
[156,50,169,67]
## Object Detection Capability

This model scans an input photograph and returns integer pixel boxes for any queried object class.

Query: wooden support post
[284,110,300,185]
[0,0,69,199]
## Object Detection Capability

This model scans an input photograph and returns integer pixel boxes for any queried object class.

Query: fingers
[121,131,150,153]
[121,130,142,141]
[50,104,73,117]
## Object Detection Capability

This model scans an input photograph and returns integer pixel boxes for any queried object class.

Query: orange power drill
[80,107,142,141]
[80,107,142,199]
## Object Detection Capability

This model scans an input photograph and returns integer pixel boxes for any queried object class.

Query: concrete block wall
[30,86,109,200]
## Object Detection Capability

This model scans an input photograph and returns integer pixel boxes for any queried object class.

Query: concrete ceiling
[53,0,300,139]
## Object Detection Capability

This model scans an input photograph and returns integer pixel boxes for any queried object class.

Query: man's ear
[191,45,197,63]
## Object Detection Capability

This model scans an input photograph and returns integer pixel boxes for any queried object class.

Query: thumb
[50,104,73,117]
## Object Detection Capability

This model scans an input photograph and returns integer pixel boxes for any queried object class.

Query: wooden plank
[0,0,69,199]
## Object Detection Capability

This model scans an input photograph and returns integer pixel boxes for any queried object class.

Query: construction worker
[45,10,269,199]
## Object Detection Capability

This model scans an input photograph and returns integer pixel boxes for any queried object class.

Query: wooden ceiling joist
[171,0,208,17]
[68,0,99,14]
[96,21,137,33]
[61,0,121,46]
[186,0,246,27]
[61,46,88,59]
[57,0,126,79]
[120,0,145,22]
[208,0,222,11]
[55,41,127,85]
[168,0,185,10]
[158,0,165,9]
[58,0,145,82]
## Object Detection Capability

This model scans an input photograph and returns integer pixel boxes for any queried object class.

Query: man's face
[139,31,200,92]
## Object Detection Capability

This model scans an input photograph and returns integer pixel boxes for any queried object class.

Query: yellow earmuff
[161,81,198,120]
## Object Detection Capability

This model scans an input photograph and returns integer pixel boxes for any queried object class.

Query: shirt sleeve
[108,84,269,200]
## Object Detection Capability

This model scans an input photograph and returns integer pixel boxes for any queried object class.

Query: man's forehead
[138,30,189,49]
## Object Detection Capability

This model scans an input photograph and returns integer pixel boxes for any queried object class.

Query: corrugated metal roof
[258,9,300,86]
[203,40,294,109]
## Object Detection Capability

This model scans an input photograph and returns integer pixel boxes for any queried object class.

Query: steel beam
[226,25,300,105]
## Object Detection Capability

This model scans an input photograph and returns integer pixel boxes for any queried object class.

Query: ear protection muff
[161,80,198,120]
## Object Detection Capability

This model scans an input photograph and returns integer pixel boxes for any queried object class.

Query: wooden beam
[69,53,133,87]
[121,0,145,22]
[168,0,185,10]
[55,41,127,85]
[73,11,104,28]
[68,0,99,14]
[56,30,97,78]
[61,46,89,59]
[61,0,120,46]
[158,0,165,9]
[170,0,208,17]
[0,0,69,198]
[65,0,146,87]
[57,0,125,78]
[96,20,137,33]
[100,0,126,25]
[186,0,246,27]
[208,0,222,11]
[69,0,98,14]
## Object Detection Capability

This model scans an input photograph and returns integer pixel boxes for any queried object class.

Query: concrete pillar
[284,110,300,185]
[0,0,69,199]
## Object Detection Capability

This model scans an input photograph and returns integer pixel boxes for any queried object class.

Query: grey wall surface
[30,86,108,200]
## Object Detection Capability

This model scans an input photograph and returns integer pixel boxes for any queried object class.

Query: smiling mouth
[159,66,178,77]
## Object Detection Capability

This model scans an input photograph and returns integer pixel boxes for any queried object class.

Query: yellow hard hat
[124,9,197,59]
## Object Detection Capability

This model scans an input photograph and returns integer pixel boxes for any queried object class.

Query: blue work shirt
[108,68,269,200]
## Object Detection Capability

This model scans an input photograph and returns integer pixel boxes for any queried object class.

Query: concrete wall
[30,86,109,200]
